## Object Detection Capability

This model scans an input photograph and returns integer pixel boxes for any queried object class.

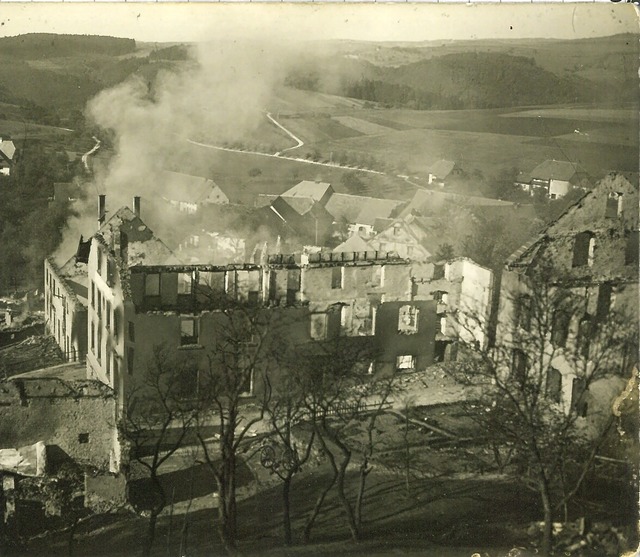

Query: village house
[323,193,405,239]
[368,215,435,262]
[157,170,229,213]
[426,159,463,188]
[514,159,589,199]
[0,137,16,176]
[497,172,638,423]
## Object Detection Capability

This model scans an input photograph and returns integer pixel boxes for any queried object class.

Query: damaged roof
[97,207,178,266]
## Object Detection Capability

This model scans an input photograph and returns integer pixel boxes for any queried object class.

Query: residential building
[369,215,436,261]
[412,258,494,359]
[0,137,16,176]
[426,159,462,187]
[497,172,638,422]
[515,159,589,199]
[158,170,229,213]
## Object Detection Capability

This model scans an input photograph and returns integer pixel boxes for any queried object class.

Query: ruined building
[42,196,495,463]
[497,172,639,422]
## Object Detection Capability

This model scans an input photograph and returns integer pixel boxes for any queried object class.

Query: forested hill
[0,34,136,58]
[342,52,602,109]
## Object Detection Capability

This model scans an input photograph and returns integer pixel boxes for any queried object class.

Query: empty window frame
[605,192,623,219]
[551,308,571,347]
[572,232,595,268]
[144,273,161,296]
[177,272,193,295]
[398,305,419,334]
[181,318,198,346]
[396,354,415,372]
[516,294,532,332]
[128,321,135,343]
[511,349,528,383]
[595,283,613,323]
[432,264,445,280]
[571,377,588,417]
[546,367,562,404]
[331,266,344,289]
[576,314,592,359]
[625,231,639,266]
[310,313,328,340]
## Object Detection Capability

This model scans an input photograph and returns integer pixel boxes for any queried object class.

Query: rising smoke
[56,38,298,263]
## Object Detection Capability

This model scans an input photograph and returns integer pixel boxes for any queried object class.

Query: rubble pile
[0,336,65,379]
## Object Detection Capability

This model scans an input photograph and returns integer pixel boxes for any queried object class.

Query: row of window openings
[572,230,638,268]
[90,323,134,376]
[511,354,588,417]
[310,304,430,340]
[516,285,614,352]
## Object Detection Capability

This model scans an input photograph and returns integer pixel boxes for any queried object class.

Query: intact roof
[428,159,456,178]
[333,234,373,253]
[400,188,516,218]
[97,207,178,266]
[325,193,405,224]
[528,160,585,182]
[0,139,16,161]
[281,180,332,202]
[158,170,224,205]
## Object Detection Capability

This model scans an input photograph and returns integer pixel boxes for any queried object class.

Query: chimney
[133,196,141,218]
[98,194,106,226]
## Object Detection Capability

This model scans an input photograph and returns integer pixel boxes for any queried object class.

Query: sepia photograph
[0,3,637,556]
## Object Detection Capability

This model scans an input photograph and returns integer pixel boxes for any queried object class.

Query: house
[157,170,229,213]
[0,137,16,176]
[279,180,334,208]
[324,193,405,239]
[333,234,374,254]
[369,215,436,262]
[515,160,589,199]
[497,172,638,422]
[411,258,494,359]
[426,159,462,187]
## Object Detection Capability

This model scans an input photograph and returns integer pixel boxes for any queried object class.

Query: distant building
[515,160,589,199]
[322,192,405,239]
[0,137,16,176]
[158,170,229,213]
[498,172,638,422]
[369,215,436,262]
[426,159,463,187]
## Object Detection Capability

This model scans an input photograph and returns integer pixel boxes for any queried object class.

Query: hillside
[0,33,136,58]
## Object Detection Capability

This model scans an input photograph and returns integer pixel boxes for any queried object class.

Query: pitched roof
[97,207,177,266]
[400,188,516,218]
[325,193,404,224]
[158,170,223,205]
[428,159,456,178]
[528,160,585,182]
[333,234,373,253]
[0,139,16,161]
[281,180,332,202]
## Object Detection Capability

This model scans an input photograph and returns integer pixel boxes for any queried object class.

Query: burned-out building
[497,172,638,422]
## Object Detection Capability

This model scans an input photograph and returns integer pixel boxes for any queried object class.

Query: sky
[0,3,637,44]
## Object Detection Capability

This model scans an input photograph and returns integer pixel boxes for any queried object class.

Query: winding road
[81,136,101,172]
[266,112,304,155]
[186,113,384,175]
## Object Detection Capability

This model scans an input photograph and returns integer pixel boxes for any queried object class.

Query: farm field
[275,102,638,181]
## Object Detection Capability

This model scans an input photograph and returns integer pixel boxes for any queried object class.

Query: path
[266,112,304,155]
[81,136,101,172]
[186,138,385,175]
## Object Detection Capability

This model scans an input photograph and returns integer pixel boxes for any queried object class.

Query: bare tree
[450,270,637,556]
[121,344,197,557]
[261,373,316,546]
[291,337,395,543]
[192,304,290,554]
